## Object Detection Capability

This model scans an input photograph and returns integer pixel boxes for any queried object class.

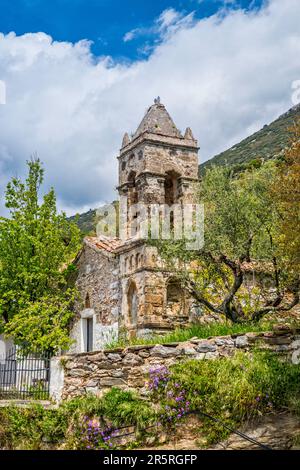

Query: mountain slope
[69,209,96,235]
[199,104,300,174]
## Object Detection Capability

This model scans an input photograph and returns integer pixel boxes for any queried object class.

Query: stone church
[69,99,200,353]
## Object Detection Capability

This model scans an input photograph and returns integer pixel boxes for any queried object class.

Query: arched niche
[166,277,185,317]
[85,292,91,309]
[127,280,138,328]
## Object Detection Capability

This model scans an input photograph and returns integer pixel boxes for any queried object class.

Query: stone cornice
[117,172,199,191]
[118,131,199,157]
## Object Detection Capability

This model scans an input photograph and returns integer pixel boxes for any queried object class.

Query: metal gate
[0,347,51,400]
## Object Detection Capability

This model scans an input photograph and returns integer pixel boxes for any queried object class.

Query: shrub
[164,351,300,444]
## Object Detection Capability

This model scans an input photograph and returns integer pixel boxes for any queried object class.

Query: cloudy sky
[0,0,300,215]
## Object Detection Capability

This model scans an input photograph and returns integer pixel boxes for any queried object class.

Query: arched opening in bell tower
[128,171,138,205]
[164,171,179,206]
[164,171,180,234]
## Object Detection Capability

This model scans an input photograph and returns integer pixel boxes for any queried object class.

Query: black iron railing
[0,347,51,400]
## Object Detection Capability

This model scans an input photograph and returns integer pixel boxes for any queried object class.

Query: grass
[105,320,275,349]
[166,350,300,445]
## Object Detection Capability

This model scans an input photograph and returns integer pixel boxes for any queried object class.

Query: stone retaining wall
[57,327,300,401]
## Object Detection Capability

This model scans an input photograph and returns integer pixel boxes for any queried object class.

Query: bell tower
[117,98,200,338]
[117,98,199,239]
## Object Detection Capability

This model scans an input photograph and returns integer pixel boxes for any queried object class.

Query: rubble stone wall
[69,244,121,353]
[59,327,300,401]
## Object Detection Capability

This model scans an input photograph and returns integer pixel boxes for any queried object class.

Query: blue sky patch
[0,0,264,60]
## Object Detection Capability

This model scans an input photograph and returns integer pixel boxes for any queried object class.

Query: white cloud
[123,29,140,43]
[123,7,192,44]
[0,0,300,215]
[157,8,182,29]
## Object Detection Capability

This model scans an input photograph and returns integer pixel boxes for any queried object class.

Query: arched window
[82,293,93,352]
[135,253,140,268]
[85,293,91,309]
[164,171,179,206]
[127,281,138,327]
[130,255,134,270]
[128,171,138,205]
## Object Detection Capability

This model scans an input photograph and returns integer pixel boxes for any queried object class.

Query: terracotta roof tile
[85,235,142,254]
[85,236,124,253]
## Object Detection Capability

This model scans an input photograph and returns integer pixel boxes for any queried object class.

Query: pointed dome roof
[133,97,182,139]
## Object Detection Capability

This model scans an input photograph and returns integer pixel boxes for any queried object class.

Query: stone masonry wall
[60,327,300,400]
[69,244,121,353]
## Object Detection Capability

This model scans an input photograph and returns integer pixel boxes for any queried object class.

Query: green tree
[0,159,81,351]
[155,163,299,322]
[273,120,300,277]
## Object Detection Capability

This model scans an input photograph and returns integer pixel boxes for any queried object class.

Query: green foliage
[0,404,67,449]
[0,388,156,450]
[95,387,156,429]
[0,159,81,351]
[167,351,300,445]
[3,290,77,352]
[155,161,298,322]
[199,163,276,260]
[272,120,300,276]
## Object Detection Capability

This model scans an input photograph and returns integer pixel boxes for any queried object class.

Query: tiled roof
[84,235,142,254]
[85,236,124,253]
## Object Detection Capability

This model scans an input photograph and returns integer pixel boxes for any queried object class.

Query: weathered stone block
[205,351,219,360]
[68,368,90,377]
[235,336,249,348]
[138,350,151,358]
[110,281,119,290]
[86,380,98,387]
[263,335,291,345]
[215,337,235,347]
[274,345,290,352]
[89,353,106,362]
[179,346,197,355]
[100,377,126,387]
[196,342,217,353]
[123,353,144,366]
[145,294,163,305]
[85,386,99,394]
[110,370,125,378]
[291,340,300,350]
[150,345,180,358]
[107,353,122,362]
[195,353,206,360]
